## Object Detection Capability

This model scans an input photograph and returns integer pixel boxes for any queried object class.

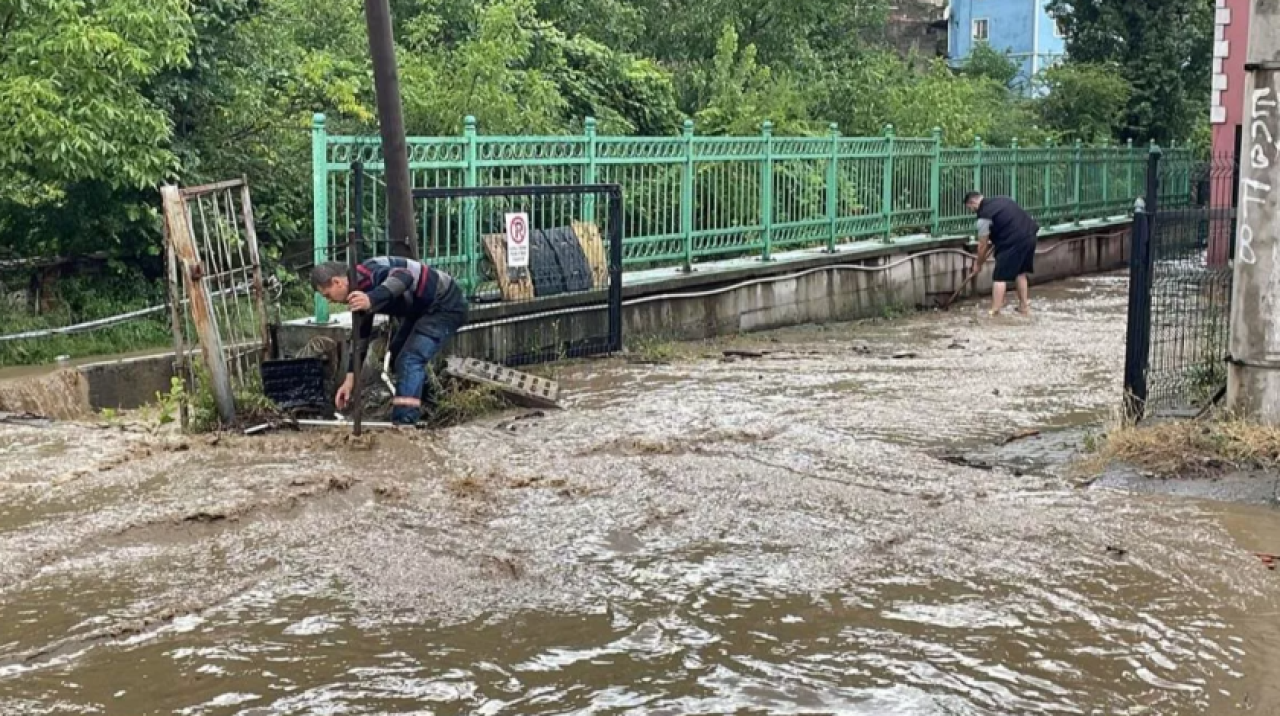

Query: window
[1054,17,1066,38]
[972,18,990,41]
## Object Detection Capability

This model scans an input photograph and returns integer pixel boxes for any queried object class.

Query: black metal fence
[412,183,625,367]
[1124,150,1237,420]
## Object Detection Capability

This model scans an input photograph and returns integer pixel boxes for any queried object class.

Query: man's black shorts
[993,236,1036,282]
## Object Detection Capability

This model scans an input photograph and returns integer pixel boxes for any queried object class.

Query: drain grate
[444,357,560,409]
[260,357,329,412]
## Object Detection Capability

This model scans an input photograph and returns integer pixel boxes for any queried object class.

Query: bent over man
[964,191,1039,316]
[311,257,468,425]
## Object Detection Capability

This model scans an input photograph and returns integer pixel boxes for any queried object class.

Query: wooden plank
[181,178,246,198]
[481,233,535,301]
[161,185,236,425]
[572,220,608,289]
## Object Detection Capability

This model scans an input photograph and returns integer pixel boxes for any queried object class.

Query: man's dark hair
[309,262,349,290]
[963,191,983,205]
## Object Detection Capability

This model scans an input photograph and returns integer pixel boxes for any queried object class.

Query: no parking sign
[505,212,529,269]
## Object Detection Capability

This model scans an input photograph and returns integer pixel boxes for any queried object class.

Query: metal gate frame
[161,179,271,426]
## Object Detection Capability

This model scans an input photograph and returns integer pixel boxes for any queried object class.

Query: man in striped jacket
[311,257,468,426]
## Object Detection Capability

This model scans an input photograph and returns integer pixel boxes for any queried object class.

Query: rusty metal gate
[161,179,271,426]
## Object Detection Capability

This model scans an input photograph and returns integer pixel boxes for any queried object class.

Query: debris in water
[1105,545,1127,558]
[1001,428,1042,445]
[937,454,994,471]
[890,352,918,360]
[1256,553,1277,570]
[723,349,768,359]
[327,475,356,491]
[0,411,52,427]
[495,411,546,432]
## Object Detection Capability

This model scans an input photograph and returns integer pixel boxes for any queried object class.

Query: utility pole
[1227,0,1280,424]
[364,0,419,260]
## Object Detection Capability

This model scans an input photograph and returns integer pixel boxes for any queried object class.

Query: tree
[1047,0,1213,143]
[0,0,192,258]
[691,25,814,136]
[960,43,1021,90]
[1035,62,1133,143]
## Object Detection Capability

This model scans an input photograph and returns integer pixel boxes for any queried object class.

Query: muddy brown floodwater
[3,273,1280,715]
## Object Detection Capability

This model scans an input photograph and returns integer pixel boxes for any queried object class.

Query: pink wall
[1211,0,1250,157]
[1209,0,1249,266]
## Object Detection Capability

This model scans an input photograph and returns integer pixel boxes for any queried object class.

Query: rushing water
[2,274,1279,715]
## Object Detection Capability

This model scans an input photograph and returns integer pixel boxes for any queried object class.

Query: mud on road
[2,274,1279,715]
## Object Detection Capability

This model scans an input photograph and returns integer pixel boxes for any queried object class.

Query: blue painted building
[947,0,1067,94]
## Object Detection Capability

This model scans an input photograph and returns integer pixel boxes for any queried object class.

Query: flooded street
[2,273,1279,715]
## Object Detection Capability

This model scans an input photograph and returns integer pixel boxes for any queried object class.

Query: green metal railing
[311,113,1191,323]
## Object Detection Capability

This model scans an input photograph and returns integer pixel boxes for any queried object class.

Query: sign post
[505,212,530,276]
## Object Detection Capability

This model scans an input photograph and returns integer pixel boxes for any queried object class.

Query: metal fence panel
[411,183,624,367]
[1124,152,1238,420]
[312,114,1196,324]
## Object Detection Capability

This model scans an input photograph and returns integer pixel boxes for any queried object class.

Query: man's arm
[363,266,416,311]
[972,218,993,274]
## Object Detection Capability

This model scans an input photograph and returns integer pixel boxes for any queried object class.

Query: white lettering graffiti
[1239,84,1279,265]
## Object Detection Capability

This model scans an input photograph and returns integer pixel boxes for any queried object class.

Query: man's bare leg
[990,281,1007,316]
[1015,274,1031,315]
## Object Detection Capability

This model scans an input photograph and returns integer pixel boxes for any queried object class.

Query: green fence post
[681,119,695,272]
[827,123,839,253]
[1043,139,1053,221]
[973,135,983,194]
[1072,139,1083,224]
[1010,137,1020,205]
[582,117,597,225]
[929,127,942,237]
[1101,138,1111,215]
[882,124,895,243]
[1126,138,1135,210]
[463,116,478,292]
[761,121,774,260]
[311,113,330,324]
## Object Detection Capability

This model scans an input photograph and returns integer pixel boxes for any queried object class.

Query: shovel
[937,245,990,310]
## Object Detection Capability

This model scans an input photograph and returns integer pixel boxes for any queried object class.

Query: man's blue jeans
[390,331,443,425]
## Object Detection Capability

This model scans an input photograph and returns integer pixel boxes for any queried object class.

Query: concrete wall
[0,224,1131,416]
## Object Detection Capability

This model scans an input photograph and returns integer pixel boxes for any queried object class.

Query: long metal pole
[364,0,418,260]
[350,162,367,437]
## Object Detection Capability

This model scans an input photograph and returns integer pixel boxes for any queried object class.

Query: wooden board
[481,232,535,301]
[571,220,608,289]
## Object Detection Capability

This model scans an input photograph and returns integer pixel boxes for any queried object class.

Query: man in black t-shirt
[964,191,1039,316]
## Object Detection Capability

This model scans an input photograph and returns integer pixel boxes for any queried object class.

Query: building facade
[1208,0,1250,266]
[947,0,1066,93]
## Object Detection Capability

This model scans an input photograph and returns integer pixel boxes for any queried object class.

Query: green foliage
[1035,62,1133,144]
[1047,0,1212,144]
[960,44,1021,90]
[0,0,1204,362]
[692,25,814,136]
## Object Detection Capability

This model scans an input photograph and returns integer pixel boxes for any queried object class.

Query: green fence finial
[312,112,326,129]
[974,135,983,148]
[1012,137,1019,149]
[883,124,895,138]
[761,120,774,136]
[829,122,839,136]
[682,119,694,136]
[464,115,477,136]
[584,116,597,136]
[931,127,942,140]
